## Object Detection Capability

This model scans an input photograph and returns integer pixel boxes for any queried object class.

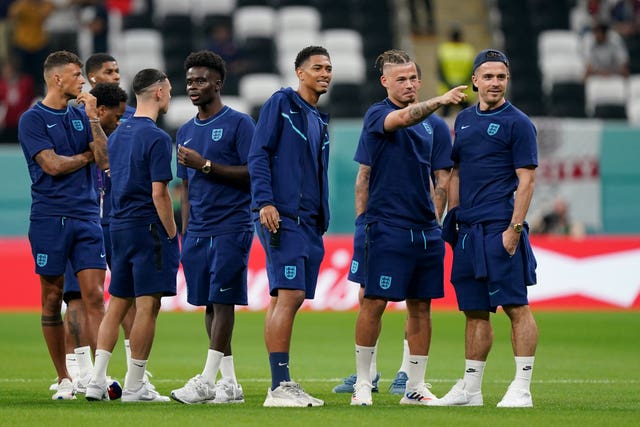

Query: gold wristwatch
[510,222,523,233]
[201,160,212,174]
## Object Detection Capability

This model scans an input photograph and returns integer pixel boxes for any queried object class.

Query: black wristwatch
[201,160,211,174]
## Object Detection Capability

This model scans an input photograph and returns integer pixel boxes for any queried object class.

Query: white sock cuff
[515,356,535,364]
[74,345,91,355]
[355,344,376,353]
[465,359,487,368]
[95,349,112,358]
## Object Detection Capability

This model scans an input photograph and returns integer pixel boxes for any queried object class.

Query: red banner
[2,236,639,311]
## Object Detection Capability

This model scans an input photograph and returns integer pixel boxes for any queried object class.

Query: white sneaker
[49,378,59,391]
[212,378,245,404]
[400,383,438,405]
[51,378,76,400]
[125,370,156,390]
[74,373,91,394]
[122,380,170,402]
[170,375,216,404]
[427,379,483,406]
[497,384,533,408]
[85,379,109,401]
[263,381,324,407]
[351,382,373,406]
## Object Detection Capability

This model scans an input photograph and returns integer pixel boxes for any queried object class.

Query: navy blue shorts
[450,228,529,312]
[63,223,111,297]
[347,214,366,285]
[109,222,179,298]
[364,222,445,302]
[181,231,252,306]
[255,217,324,299]
[28,216,106,276]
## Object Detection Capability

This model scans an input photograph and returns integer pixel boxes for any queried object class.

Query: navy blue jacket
[248,87,330,232]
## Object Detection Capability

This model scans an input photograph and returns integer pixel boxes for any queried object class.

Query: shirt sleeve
[150,131,174,183]
[175,126,187,180]
[235,114,256,164]
[511,116,538,169]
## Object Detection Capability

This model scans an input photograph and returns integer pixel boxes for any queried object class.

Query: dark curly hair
[184,50,226,84]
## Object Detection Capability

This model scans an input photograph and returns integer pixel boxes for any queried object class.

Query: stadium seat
[233,6,277,41]
[239,73,282,112]
[163,95,195,133]
[585,75,627,117]
[152,0,192,21]
[547,82,586,118]
[322,29,363,56]
[276,30,322,74]
[627,101,640,124]
[119,29,165,84]
[277,6,321,33]
[327,52,365,84]
[223,96,251,115]
[328,83,364,118]
[540,54,585,95]
[192,0,236,15]
[538,30,581,69]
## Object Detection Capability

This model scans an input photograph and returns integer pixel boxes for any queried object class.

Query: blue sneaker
[389,371,408,395]
[332,373,380,393]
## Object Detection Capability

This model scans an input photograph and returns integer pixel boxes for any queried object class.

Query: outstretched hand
[441,85,468,105]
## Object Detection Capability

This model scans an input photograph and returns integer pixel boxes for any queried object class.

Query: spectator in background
[0,58,35,143]
[0,0,16,64]
[609,0,640,37]
[78,0,109,55]
[408,0,435,35]
[8,0,55,95]
[583,21,630,78]
[437,26,474,116]
[205,23,245,92]
[532,197,586,238]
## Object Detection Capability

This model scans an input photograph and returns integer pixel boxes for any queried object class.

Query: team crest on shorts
[72,120,84,131]
[211,128,223,141]
[284,265,297,280]
[379,275,392,290]
[487,123,500,136]
[36,253,48,267]
[422,122,433,135]
[350,260,359,274]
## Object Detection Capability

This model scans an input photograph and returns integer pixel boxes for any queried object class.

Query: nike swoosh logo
[47,124,57,128]
[489,289,501,296]
[220,288,232,292]
[278,362,288,366]
[100,253,106,258]
[289,110,299,114]
[133,363,144,368]
[183,138,192,145]
[409,361,418,364]
[461,125,470,129]
[523,366,532,371]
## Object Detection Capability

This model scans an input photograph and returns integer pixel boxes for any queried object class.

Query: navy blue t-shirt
[18,102,98,220]
[176,105,255,236]
[361,99,453,229]
[108,116,173,230]
[452,101,538,219]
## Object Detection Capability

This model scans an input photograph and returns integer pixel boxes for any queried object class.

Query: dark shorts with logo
[63,223,111,300]
[347,214,366,286]
[181,231,252,306]
[29,216,106,276]
[109,222,178,298]
[255,216,324,299]
[450,229,529,312]
[363,221,445,302]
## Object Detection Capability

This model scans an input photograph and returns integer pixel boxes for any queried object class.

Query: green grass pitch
[0,310,638,426]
